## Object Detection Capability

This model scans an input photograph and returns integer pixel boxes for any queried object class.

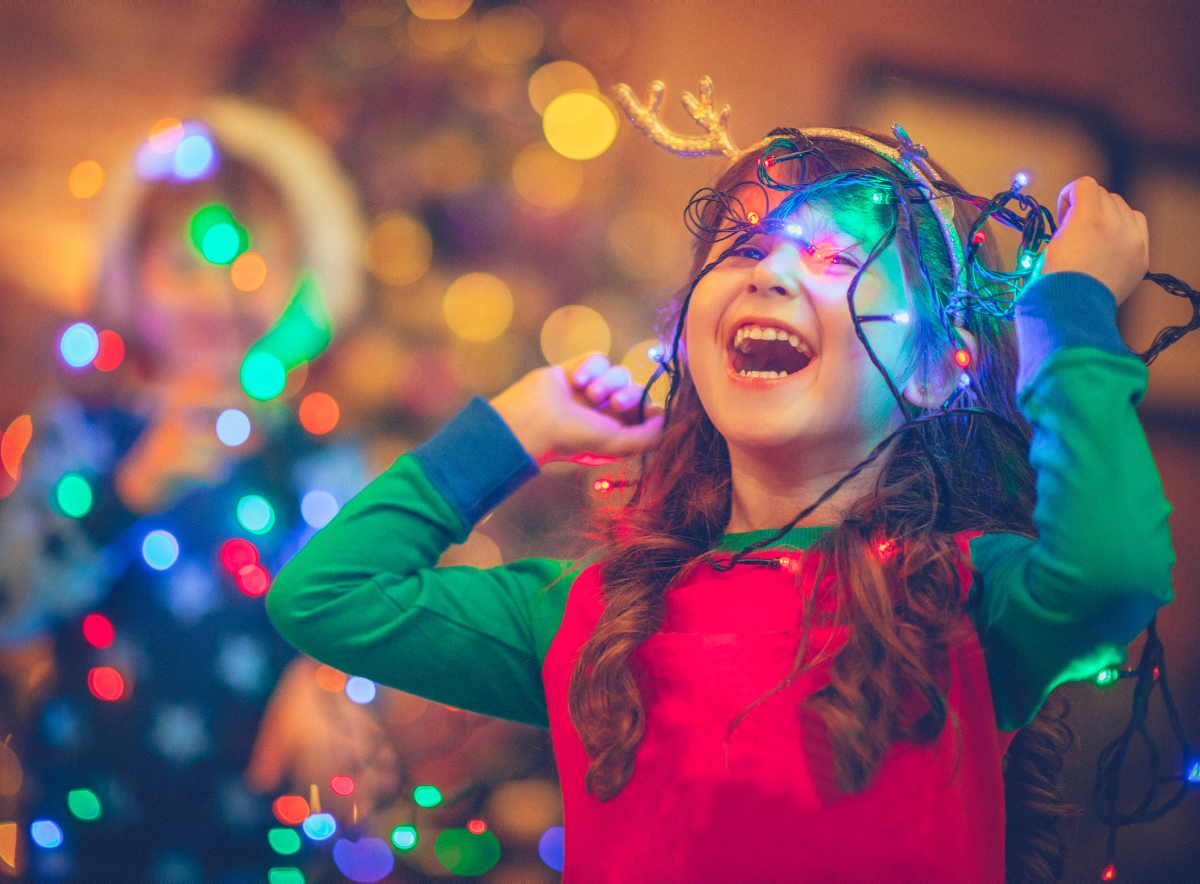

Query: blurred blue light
[1187,759,1200,784]
[135,140,174,181]
[300,490,339,529]
[31,819,63,849]
[143,530,180,570]
[302,812,336,841]
[60,322,99,367]
[345,676,376,704]
[538,826,564,871]
[216,409,252,447]
[174,134,215,180]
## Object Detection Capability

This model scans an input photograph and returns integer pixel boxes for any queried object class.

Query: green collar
[716,525,832,552]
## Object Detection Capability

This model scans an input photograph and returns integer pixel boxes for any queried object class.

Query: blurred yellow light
[407,0,472,19]
[365,214,433,286]
[607,204,685,279]
[560,3,630,63]
[512,143,583,210]
[408,11,475,52]
[443,272,513,341]
[528,61,597,115]
[540,305,610,365]
[413,130,484,194]
[475,5,543,65]
[622,339,670,407]
[148,117,184,154]
[543,92,617,161]
[68,161,104,199]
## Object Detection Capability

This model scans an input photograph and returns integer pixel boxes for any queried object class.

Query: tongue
[732,339,812,374]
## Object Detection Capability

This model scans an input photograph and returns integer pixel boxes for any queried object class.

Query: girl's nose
[749,241,805,298]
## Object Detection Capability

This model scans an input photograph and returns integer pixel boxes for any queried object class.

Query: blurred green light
[55,473,93,518]
[240,352,287,401]
[202,222,241,264]
[67,788,101,820]
[189,204,248,266]
[390,825,417,851]
[413,785,442,808]
[267,869,305,884]
[434,828,501,876]
[1095,667,1119,688]
[269,827,301,855]
[237,495,275,534]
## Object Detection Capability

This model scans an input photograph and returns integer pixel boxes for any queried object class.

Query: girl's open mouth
[728,323,813,379]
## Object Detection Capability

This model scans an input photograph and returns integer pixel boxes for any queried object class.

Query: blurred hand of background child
[1041,175,1150,307]
[490,352,663,466]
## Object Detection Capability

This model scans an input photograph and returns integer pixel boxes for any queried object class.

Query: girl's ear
[902,328,979,408]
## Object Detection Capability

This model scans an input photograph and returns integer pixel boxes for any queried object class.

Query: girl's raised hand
[1040,176,1149,307]
[490,352,664,465]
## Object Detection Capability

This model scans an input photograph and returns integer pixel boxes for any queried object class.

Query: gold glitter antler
[613,77,741,158]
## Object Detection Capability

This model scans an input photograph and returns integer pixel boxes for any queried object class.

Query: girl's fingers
[567,353,611,390]
[584,364,632,404]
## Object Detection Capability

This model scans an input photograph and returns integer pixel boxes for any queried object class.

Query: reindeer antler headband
[613,77,969,293]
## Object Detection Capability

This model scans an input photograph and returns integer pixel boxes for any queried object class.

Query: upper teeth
[734,324,808,352]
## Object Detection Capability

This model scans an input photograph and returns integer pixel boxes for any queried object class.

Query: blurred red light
[273,795,310,826]
[93,331,125,371]
[330,775,355,796]
[467,819,487,835]
[88,666,124,701]
[220,538,258,574]
[82,613,114,648]
[236,564,271,597]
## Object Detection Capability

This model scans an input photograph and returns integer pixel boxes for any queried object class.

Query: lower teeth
[739,370,787,378]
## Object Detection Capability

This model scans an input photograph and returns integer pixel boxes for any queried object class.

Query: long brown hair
[569,132,1073,879]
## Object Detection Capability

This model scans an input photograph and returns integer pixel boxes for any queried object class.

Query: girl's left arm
[970,179,1173,731]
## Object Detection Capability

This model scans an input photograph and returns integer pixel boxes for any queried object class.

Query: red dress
[542,535,1016,883]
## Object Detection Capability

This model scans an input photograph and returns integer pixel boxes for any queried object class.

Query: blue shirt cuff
[410,396,539,527]
[1014,271,1132,391]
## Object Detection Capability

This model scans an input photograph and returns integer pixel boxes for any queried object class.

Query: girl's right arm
[266,355,661,727]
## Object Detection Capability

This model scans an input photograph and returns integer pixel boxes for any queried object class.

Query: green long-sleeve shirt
[267,272,1174,732]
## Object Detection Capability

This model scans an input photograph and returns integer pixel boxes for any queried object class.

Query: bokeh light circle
[413,785,442,808]
[88,666,125,701]
[201,223,241,264]
[30,819,63,849]
[55,472,93,518]
[60,322,100,368]
[538,826,565,871]
[301,490,339,529]
[345,676,376,704]
[267,869,305,884]
[93,330,125,371]
[174,134,216,180]
[272,795,310,826]
[241,352,287,401]
[407,0,472,19]
[542,92,617,160]
[231,252,268,291]
[330,775,355,796]
[236,564,271,597]
[142,530,180,570]
[68,160,105,199]
[333,836,395,883]
[216,409,252,447]
[237,495,275,535]
[540,305,611,365]
[302,812,337,841]
[467,819,487,835]
[220,538,259,573]
[443,272,513,342]
[528,61,598,115]
[475,6,544,64]
[512,143,583,210]
[434,828,501,876]
[68,788,101,820]
[298,393,340,435]
[365,214,433,286]
[82,613,114,648]
[390,825,418,851]
[148,117,185,154]
[269,827,301,855]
